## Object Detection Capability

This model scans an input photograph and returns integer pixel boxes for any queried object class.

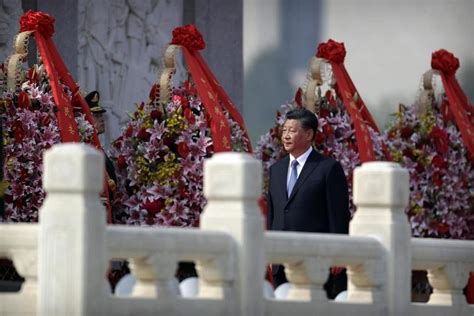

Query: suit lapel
[276,156,289,199]
[286,150,321,204]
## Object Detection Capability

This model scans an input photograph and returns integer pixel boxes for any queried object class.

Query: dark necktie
[287,160,299,197]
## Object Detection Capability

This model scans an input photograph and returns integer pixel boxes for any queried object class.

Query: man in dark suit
[267,107,350,299]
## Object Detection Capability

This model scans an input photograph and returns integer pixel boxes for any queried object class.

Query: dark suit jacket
[267,149,350,291]
[267,149,350,234]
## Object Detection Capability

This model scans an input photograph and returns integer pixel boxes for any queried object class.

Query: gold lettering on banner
[222,136,229,148]
[214,106,220,115]
[360,124,366,132]
[208,91,215,101]
[64,107,71,118]
[201,78,207,85]
[350,102,358,111]
[354,113,362,122]
[344,91,351,99]
[68,125,74,135]
[220,120,226,130]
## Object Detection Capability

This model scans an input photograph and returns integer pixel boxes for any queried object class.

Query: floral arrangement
[382,97,474,239]
[110,81,251,227]
[0,66,94,222]
[255,88,387,216]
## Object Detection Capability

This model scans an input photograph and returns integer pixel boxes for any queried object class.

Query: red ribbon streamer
[431,49,474,161]
[181,47,232,152]
[316,39,378,162]
[171,24,252,153]
[194,52,253,152]
[19,10,112,222]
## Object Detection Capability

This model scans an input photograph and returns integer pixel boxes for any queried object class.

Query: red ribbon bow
[431,49,474,161]
[19,10,55,37]
[316,39,346,64]
[170,24,206,51]
[431,49,460,76]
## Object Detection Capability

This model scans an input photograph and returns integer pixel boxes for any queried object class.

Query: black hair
[285,107,318,134]
[85,90,100,106]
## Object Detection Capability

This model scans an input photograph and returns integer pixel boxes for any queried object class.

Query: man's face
[281,119,313,157]
[92,113,105,135]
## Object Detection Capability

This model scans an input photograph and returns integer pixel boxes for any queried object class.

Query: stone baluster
[350,162,411,315]
[38,144,108,316]
[200,152,265,316]
[427,263,472,305]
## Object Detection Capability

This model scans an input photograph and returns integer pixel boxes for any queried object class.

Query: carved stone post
[201,152,265,316]
[428,263,471,305]
[285,256,332,301]
[38,144,107,315]
[350,162,410,315]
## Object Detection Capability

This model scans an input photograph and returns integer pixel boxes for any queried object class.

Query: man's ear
[305,129,314,142]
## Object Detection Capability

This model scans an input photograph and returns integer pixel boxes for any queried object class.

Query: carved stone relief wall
[78,0,184,146]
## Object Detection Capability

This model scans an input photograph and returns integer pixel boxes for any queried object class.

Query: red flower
[145,217,155,225]
[431,155,447,170]
[125,126,133,137]
[314,131,325,145]
[348,142,358,153]
[20,10,55,37]
[143,199,164,217]
[319,108,330,118]
[325,90,336,107]
[432,171,443,187]
[40,114,51,126]
[415,162,425,173]
[27,68,38,84]
[431,49,460,76]
[117,155,127,170]
[184,108,196,124]
[137,127,151,141]
[316,39,346,64]
[261,150,270,162]
[402,148,415,161]
[387,129,397,140]
[177,142,190,158]
[400,126,413,139]
[130,211,140,220]
[183,80,197,96]
[113,137,122,150]
[170,24,206,51]
[172,94,189,109]
[13,121,26,142]
[436,222,450,234]
[429,126,449,154]
[150,110,162,121]
[4,194,12,204]
[18,91,31,109]
[162,135,173,147]
[322,123,333,136]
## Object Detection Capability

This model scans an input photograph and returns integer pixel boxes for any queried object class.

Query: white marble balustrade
[0,144,473,315]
